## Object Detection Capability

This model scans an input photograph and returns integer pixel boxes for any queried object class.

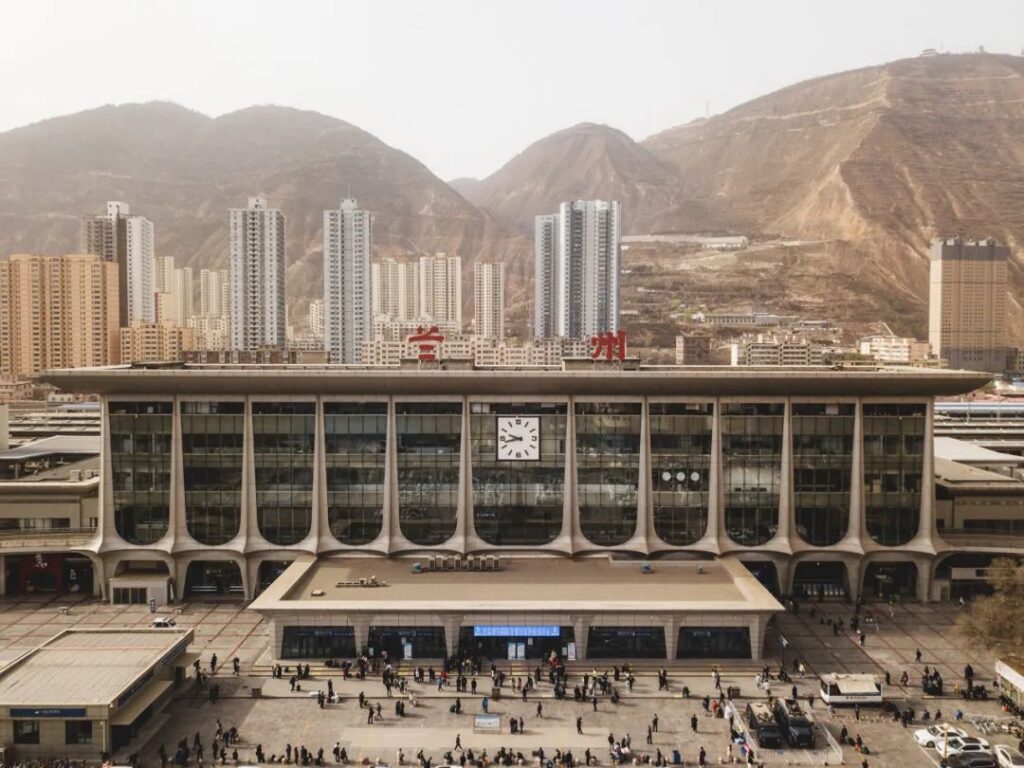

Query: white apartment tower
[323,199,372,363]
[420,253,462,328]
[228,197,286,351]
[81,200,156,326]
[534,200,621,339]
[474,262,506,340]
[928,237,1008,372]
[372,258,421,321]
[200,268,230,319]
[308,299,325,339]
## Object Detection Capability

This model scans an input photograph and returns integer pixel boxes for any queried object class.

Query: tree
[958,558,1024,657]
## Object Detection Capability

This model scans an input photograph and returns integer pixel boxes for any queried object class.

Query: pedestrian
[698,746,706,767]
[536,702,543,718]
[232,657,240,676]
[859,630,866,646]
[577,716,583,735]
[691,714,698,732]
[592,695,598,712]
[653,714,659,732]
[646,725,653,745]
[854,704,861,721]
[915,649,922,663]
[798,662,806,678]
[454,734,463,752]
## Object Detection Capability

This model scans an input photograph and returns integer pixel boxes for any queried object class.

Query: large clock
[496,416,541,461]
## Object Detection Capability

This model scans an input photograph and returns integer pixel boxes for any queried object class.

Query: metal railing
[0,527,97,538]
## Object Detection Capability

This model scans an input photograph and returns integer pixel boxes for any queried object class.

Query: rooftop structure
[0,628,192,755]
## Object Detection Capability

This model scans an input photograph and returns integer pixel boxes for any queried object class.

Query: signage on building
[10,707,87,718]
[473,625,560,638]
[591,330,627,361]
[407,325,445,362]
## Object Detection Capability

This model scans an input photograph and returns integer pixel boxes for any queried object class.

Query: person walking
[210,653,218,673]
[592,695,598,712]
[652,714,659,733]
[915,649,922,663]
[690,714,698,733]
[646,725,653,745]
[577,716,583,735]
[232,657,240,676]
[536,702,543,718]
[454,734,463,752]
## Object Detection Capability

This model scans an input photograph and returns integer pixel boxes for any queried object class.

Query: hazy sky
[2,0,1022,180]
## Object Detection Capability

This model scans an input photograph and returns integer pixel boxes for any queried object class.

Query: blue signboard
[473,625,560,638]
[11,707,87,718]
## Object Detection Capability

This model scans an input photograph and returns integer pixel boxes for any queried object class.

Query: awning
[175,651,202,669]
[110,680,173,726]
[837,678,880,695]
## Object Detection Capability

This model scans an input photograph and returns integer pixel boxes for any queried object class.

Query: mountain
[467,54,1024,343]
[459,123,684,232]
[0,102,531,326]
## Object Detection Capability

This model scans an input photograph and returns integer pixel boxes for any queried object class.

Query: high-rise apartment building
[120,323,194,363]
[323,199,372,364]
[81,201,155,327]
[372,258,421,321]
[928,237,1008,372]
[155,255,176,295]
[308,299,325,339]
[474,262,505,340]
[419,254,462,328]
[173,267,194,327]
[0,254,119,378]
[228,197,286,351]
[534,200,620,339]
[200,268,229,319]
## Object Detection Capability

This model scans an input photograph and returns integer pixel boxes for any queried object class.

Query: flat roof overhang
[40,365,992,398]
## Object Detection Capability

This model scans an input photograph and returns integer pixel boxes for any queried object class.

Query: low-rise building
[0,628,193,756]
[859,335,931,364]
[730,335,828,366]
[675,334,713,365]
[119,323,194,363]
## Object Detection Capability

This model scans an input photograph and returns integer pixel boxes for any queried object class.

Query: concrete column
[442,615,463,658]
[913,400,937,551]
[634,399,651,553]
[171,397,187,544]
[663,616,680,661]
[702,398,723,553]
[243,398,259,546]
[572,615,591,660]
[314,397,328,550]
[384,398,399,553]
[0,554,5,596]
[749,616,768,661]
[353,618,371,655]
[558,399,575,554]
[840,400,865,551]
[846,557,863,603]
[773,399,793,552]
[916,556,933,603]
[454,397,470,554]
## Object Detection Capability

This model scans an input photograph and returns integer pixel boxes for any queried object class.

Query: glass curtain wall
[471,402,567,546]
[325,402,387,545]
[396,402,462,546]
[110,401,172,545]
[864,403,925,546]
[793,403,854,546]
[575,402,642,546]
[722,403,783,546]
[650,402,713,545]
[253,402,315,545]
[182,401,244,545]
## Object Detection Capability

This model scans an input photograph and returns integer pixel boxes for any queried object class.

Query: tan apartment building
[119,323,194,364]
[928,237,1008,372]
[0,254,119,379]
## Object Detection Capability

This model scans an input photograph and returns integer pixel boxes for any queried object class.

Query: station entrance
[458,625,574,661]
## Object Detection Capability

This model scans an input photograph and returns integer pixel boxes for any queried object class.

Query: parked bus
[819,673,883,705]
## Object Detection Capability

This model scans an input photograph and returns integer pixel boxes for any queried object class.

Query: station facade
[41,363,994,611]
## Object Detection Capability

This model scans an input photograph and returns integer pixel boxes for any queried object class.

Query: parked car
[995,745,1024,768]
[916,724,968,748]
[945,753,998,768]
[151,616,177,628]
[943,737,993,757]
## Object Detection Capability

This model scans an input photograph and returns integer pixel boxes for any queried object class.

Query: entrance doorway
[740,561,779,596]
[587,627,666,659]
[458,626,573,661]
[257,560,293,595]
[184,561,243,597]
[368,627,445,660]
[792,561,848,600]
[864,562,918,600]
[3,554,94,596]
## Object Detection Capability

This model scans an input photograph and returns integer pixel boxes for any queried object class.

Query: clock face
[496,416,541,461]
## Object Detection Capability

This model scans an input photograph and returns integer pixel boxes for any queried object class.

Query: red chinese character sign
[408,325,445,362]
[591,330,628,361]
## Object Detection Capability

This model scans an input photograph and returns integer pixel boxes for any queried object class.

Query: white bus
[819,673,883,705]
